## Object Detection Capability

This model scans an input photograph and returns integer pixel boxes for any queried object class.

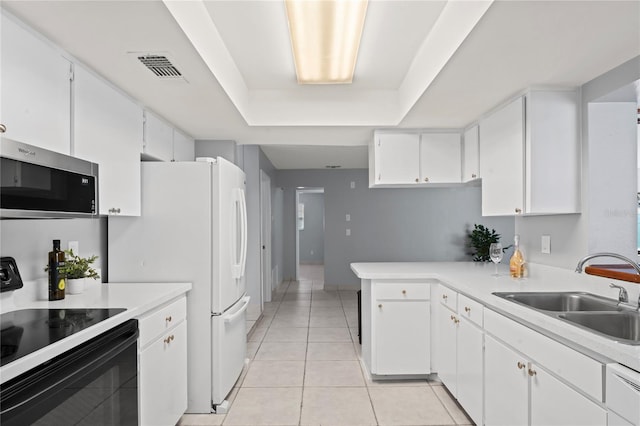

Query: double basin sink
[493,291,640,345]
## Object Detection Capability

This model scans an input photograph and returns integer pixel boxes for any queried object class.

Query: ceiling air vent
[137,55,182,79]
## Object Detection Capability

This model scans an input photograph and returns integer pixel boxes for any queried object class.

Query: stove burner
[0,308,125,366]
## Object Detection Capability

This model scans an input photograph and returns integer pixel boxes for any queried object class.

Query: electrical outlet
[541,235,551,254]
[350,181,355,189]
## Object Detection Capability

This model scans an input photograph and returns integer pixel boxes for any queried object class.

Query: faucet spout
[575,252,640,275]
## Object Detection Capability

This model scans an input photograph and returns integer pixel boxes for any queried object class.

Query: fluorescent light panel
[285,0,368,84]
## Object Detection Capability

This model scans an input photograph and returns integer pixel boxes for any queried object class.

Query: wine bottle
[48,239,66,300]
[509,235,525,278]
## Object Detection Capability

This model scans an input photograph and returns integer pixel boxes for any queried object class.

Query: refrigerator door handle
[231,188,245,279]
[224,296,251,324]
[239,188,248,277]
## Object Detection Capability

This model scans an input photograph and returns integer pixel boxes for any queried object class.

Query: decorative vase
[67,278,86,294]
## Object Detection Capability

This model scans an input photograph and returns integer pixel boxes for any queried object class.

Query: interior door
[260,170,272,305]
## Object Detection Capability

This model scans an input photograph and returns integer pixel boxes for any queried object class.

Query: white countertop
[0,281,192,383]
[351,261,640,372]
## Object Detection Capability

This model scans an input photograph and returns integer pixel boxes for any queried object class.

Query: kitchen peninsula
[352,262,640,426]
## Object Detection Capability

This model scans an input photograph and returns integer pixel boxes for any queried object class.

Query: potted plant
[58,250,100,294]
[467,224,511,262]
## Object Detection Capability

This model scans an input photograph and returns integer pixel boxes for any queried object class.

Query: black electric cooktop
[0,308,126,367]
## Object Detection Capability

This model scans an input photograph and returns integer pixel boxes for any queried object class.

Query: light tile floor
[180,265,474,426]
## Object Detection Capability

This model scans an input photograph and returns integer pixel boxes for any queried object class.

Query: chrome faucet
[574,252,640,275]
[609,283,629,303]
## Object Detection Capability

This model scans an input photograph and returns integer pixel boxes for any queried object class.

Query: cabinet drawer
[438,285,457,311]
[484,308,604,402]
[458,294,483,327]
[375,282,429,301]
[138,296,187,347]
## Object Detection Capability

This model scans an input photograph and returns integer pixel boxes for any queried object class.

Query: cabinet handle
[517,362,526,370]
[471,173,477,178]
[166,316,172,323]
[109,207,121,215]
[402,290,407,295]
[378,304,383,308]
[0,124,6,133]
[464,306,471,313]
[424,177,429,182]
[164,335,175,344]
[415,178,419,183]
[515,208,522,214]
[528,367,537,377]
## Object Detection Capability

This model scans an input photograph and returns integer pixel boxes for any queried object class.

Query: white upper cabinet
[370,133,420,185]
[73,64,143,216]
[479,90,579,216]
[369,132,461,187]
[143,110,174,162]
[462,125,480,182]
[1,12,71,154]
[420,133,461,183]
[173,129,195,162]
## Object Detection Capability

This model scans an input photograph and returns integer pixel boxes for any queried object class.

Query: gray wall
[194,140,237,164]
[277,169,515,288]
[1,218,107,282]
[516,55,640,269]
[298,192,325,264]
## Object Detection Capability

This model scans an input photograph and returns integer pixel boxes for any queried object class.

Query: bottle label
[58,278,65,290]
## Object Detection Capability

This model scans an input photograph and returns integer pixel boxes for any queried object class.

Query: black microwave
[1,138,98,218]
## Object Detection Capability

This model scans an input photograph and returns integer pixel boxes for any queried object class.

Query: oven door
[0,320,138,426]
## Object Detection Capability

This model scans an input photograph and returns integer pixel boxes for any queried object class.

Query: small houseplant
[467,224,510,262]
[58,249,99,294]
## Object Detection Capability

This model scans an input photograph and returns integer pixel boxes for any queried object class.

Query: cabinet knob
[515,208,522,214]
[402,290,407,295]
[424,177,429,182]
[378,304,383,308]
[0,124,6,133]
[528,367,537,377]
[442,294,448,300]
[164,335,175,344]
[517,362,525,370]
[378,174,381,181]
[464,306,471,313]
[471,174,477,178]
[415,178,419,183]
[166,316,172,323]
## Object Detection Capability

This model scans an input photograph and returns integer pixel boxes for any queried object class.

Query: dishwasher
[606,363,640,426]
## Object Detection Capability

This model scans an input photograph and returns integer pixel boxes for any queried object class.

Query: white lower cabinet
[436,288,483,426]
[137,296,188,426]
[484,309,607,426]
[362,281,430,376]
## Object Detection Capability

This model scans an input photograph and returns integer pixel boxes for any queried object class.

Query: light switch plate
[541,235,551,254]
[346,229,351,236]
[346,214,351,222]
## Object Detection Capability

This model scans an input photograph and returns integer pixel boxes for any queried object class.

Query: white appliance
[606,363,640,426]
[108,158,249,413]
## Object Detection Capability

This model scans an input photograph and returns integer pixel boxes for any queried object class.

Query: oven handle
[0,320,138,425]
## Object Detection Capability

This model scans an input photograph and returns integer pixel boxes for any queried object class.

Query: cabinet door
[457,318,483,426]
[463,125,479,182]
[373,133,420,184]
[419,133,461,183]
[375,300,430,375]
[437,305,458,396]
[479,97,524,216]
[143,111,173,161]
[74,64,142,216]
[139,321,188,426]
[1,13,71,154]
[530,363,606,426]
[484,335,528,426]
[173,129,195,162]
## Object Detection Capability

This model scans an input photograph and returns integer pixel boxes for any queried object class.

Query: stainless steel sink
[493,291,622,312]
[493,291,640,345]
[558,312,640,345]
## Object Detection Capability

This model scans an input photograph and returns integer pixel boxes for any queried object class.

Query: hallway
[180,266,474,425]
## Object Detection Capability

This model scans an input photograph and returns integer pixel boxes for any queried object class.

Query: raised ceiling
[2,1,639,169]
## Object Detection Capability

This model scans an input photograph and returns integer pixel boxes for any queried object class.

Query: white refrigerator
[108,158,249,413]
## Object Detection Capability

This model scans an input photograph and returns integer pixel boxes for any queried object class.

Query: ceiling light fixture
[285,0,368,84]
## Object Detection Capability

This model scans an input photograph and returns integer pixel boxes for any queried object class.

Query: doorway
[295,188,325,282]
[260,170,272,304]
